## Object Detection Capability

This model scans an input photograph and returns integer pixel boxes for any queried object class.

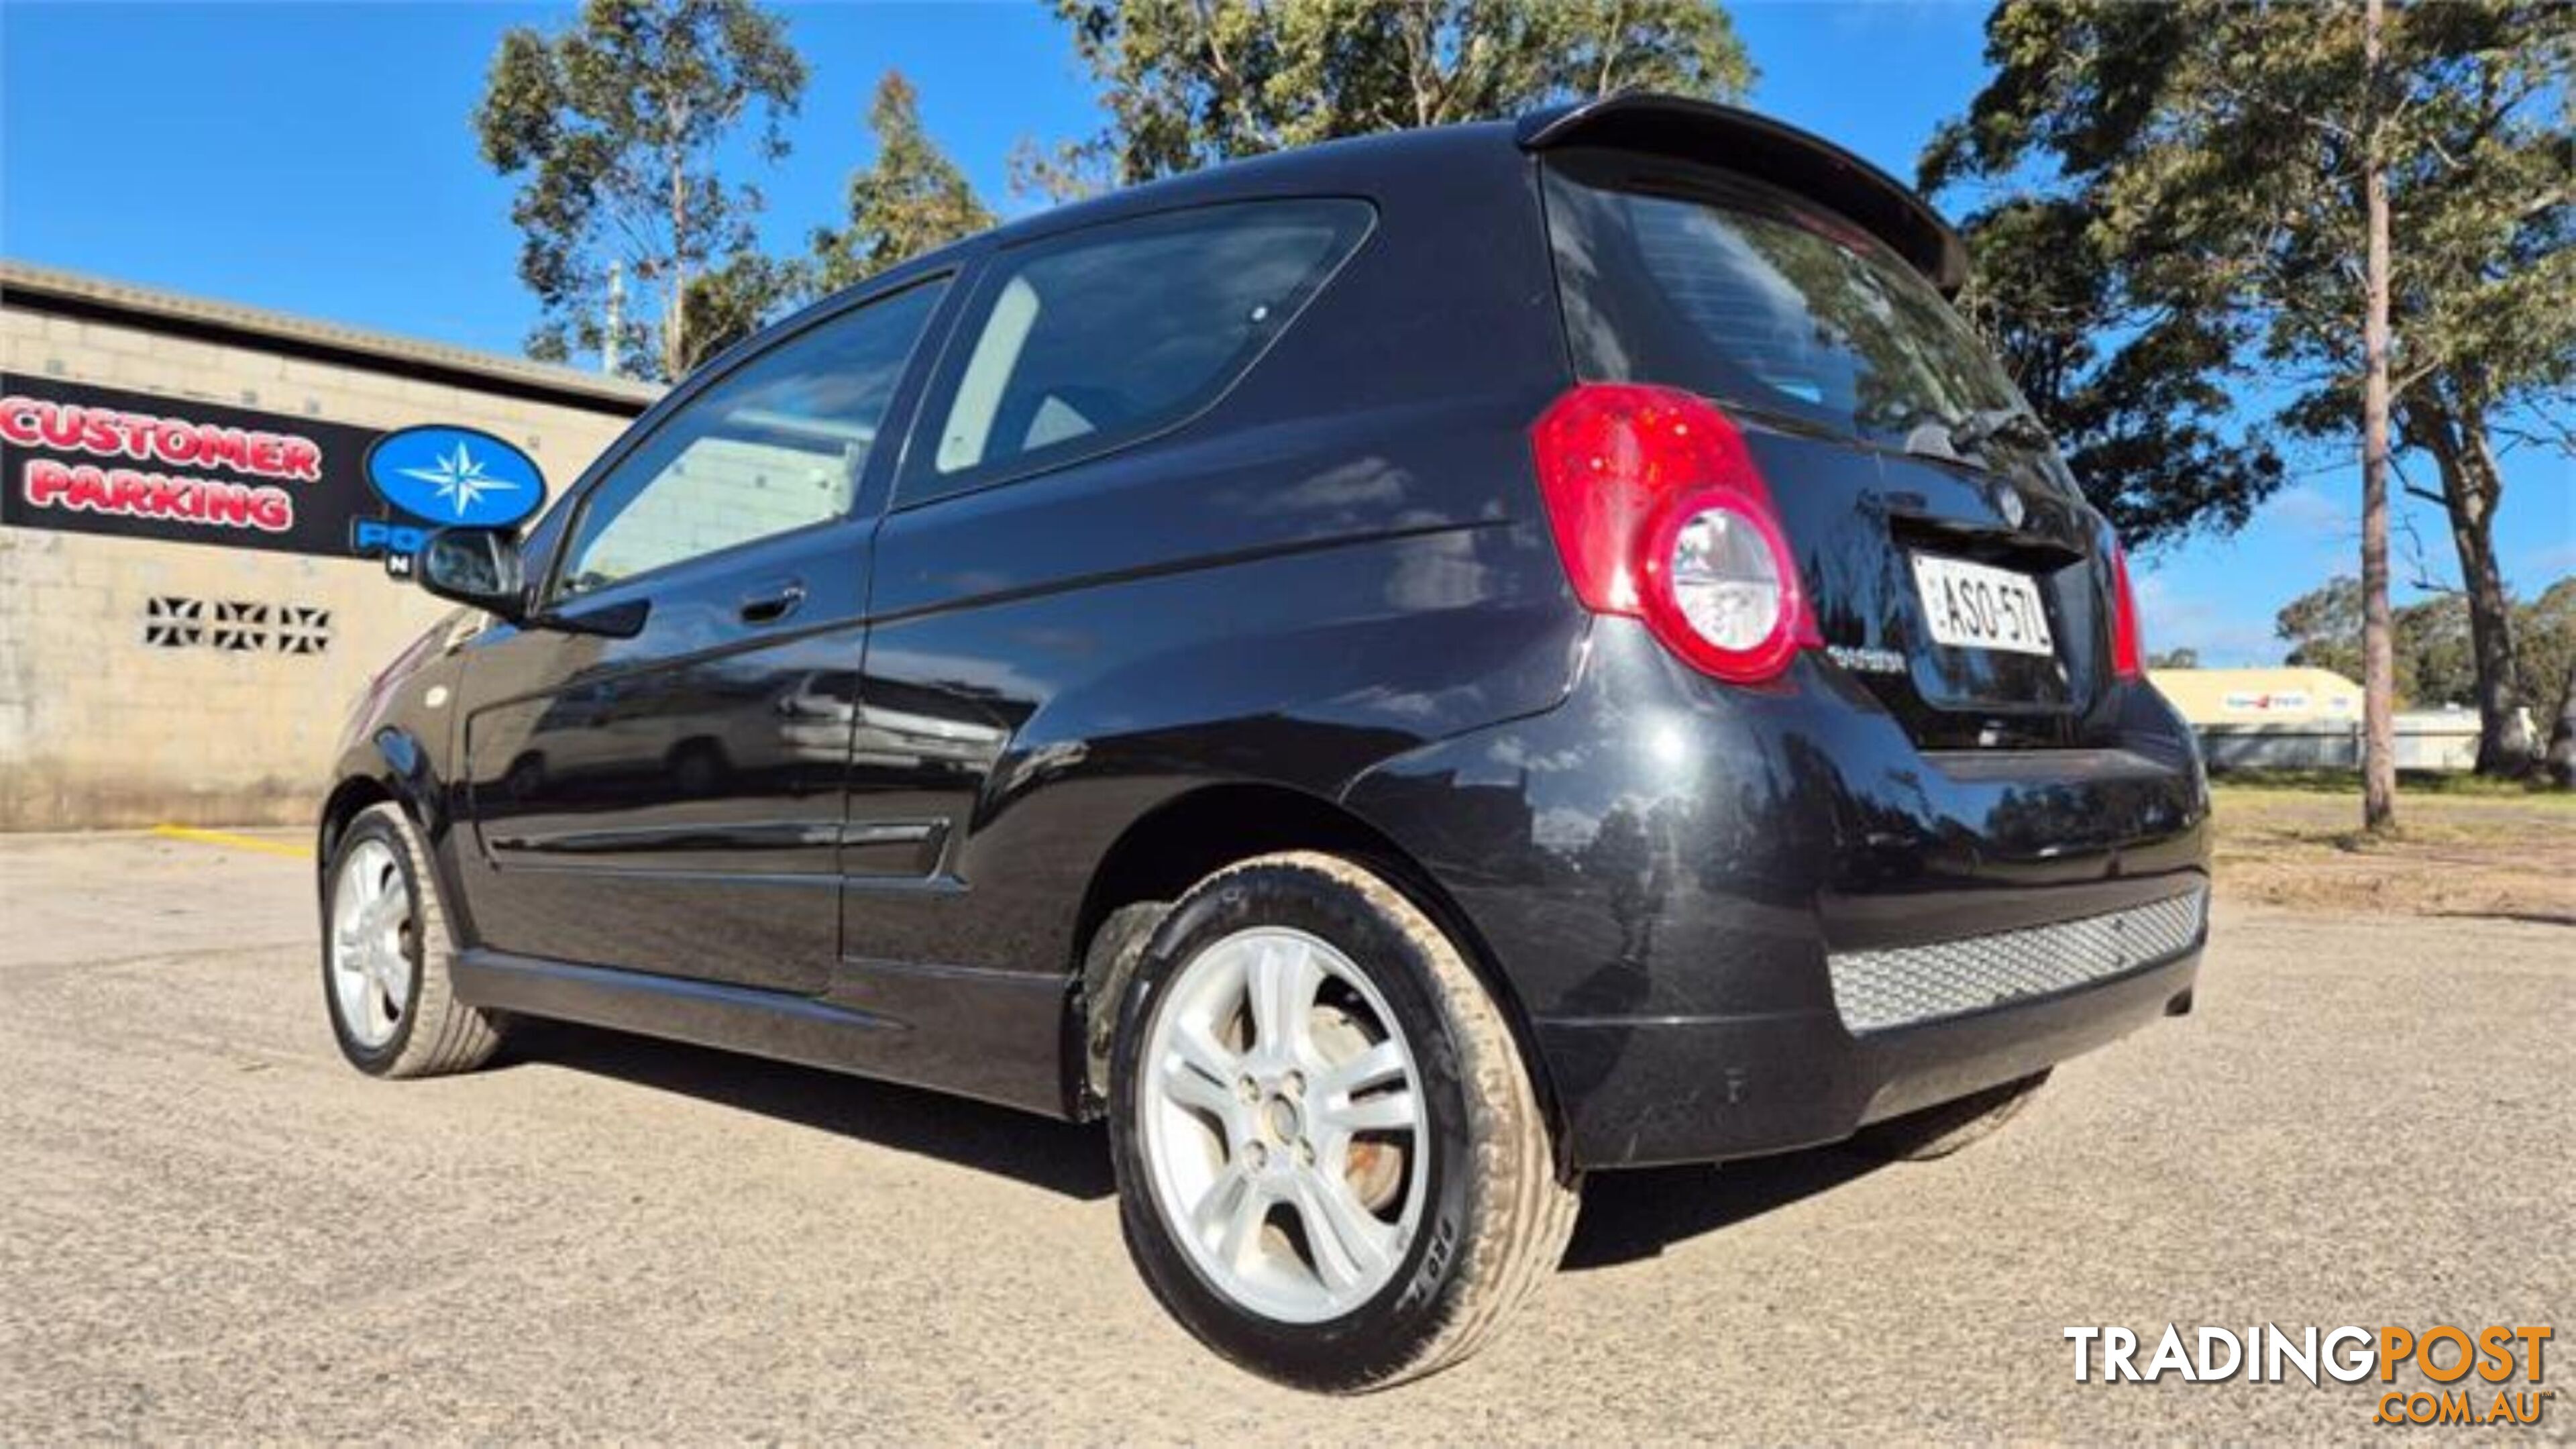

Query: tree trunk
[2419,402,2532,775]
[661,285,686,380]
[2549,655,2576,789]
[2452,423,2534,773]
[2442,448,2524,773]
[2359,0,2398,832]
[664,152,688,382]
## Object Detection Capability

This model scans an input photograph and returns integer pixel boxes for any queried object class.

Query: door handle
[738,580,807,626]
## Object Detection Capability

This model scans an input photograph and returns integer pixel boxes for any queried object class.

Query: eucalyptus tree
[1020,0,1755,199]
[475,0,809,380]
[1925,0,2573,810]
[813,71,994,289]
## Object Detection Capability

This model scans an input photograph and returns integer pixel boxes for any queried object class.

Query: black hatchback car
[319,95,2208,1391]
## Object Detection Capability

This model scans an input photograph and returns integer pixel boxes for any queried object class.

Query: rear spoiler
[1516,94,1970,297]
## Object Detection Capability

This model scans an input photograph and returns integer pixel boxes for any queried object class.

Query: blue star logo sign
[364,425,546,531]
[399,440,521,520]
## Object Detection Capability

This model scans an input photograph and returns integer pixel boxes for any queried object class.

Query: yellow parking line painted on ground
[150,824,313,861]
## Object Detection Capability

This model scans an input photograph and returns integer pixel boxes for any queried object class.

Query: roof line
[1,258,661,416]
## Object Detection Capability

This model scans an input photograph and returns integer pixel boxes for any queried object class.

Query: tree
[1923,1,2574,812]
[475,0,808,382]
[812,71,996,291]
[2518,577,2576,737]
[2356,2,2573,778]
[1007,136,1118,207]
[2518,577,2576,787]
[1946,197,2286,546]
[678,252,811,370]
[2550,651,2576,788]
[2147,647,2202,669]
[2359,0,2397,826]
[1032,0,1754,192]
[2405,593,2481,710]
[2275,575,2526,712]
[2281,577,2385,695]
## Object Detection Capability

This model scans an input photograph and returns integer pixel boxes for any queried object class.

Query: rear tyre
[1851,1069,2051,1162]
[321,802,505,1079]
[1108,851,1578,1393]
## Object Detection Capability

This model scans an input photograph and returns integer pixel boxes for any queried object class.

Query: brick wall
[1,303,643,830]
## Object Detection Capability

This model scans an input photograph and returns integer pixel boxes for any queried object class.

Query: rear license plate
[1911,553,2056,657]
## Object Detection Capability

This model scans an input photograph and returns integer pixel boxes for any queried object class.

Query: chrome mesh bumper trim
[1827,886,2208,1036]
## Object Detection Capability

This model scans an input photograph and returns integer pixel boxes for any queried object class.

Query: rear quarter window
[900,198,1375,502]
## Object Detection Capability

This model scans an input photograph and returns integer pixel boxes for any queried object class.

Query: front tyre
[321,802,504,1078]
[1108,852,1578,1392]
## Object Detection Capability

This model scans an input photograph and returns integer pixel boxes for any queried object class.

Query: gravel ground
[1,830,2568,1443]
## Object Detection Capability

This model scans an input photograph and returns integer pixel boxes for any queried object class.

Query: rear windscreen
[1542,152,2022,452]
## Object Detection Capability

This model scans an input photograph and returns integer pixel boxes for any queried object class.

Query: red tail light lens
[2106,536,2145,679]
[1529,383,1817,684]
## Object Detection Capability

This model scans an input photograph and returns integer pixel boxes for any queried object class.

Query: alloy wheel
[1136,926,1428,1324]
[329,837,413,1050]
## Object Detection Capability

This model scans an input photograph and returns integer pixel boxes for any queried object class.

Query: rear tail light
[1529,383,1817,684]
[2106,535,2145,679]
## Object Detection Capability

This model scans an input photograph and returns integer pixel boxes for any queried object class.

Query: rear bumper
[1341,617,2214,1171]
[1536,904,2202,1168]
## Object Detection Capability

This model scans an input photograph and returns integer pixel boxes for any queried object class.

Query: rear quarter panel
[847,140,1587,979]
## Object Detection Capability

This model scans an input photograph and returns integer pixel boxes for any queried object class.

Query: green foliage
[1007,136,1119,207]
[2276,576,2447,703]
[1925,0,2573,768]
[474,0,808,381]
[813,72,996,290]
[2277,576,2378,692]
[2518,575,2576,736]
[1035,0,1755,191]
[1924,0,2574,484]
[2275,574,2576,713]
[1945,195,2285,546]
[678,251,812,370]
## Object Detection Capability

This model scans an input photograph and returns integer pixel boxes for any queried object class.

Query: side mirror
[415,528,527,620]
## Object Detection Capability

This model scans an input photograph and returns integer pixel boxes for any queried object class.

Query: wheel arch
[316,775,396,880]
[317,719,468,937]
[1069,780,1568,1175]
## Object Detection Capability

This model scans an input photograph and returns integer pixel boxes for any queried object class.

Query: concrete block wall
[1,304,642,829]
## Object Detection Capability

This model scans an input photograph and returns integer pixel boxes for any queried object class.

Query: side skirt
[452,949,1074,1119]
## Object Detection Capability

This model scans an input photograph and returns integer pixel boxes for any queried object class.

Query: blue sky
[4,1,2565,663]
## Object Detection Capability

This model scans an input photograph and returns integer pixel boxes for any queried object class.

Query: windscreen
[1543,154,2025,453]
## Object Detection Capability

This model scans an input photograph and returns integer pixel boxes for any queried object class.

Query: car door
[452,275,951,994]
